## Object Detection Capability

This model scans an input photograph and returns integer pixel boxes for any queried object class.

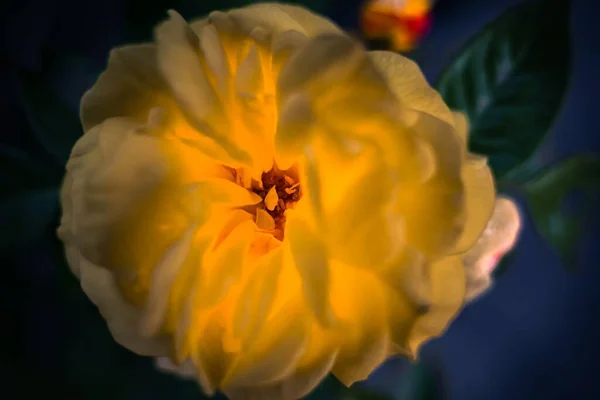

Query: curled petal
[140,225,197,336]
[227,5,306,36]
[222,303,309,389]
[191,313,234,396]
[64,118,169,267]
[393,181,463,259]
[182,180,262,209]
[369,51,454,127]
[224,349,337,400]
[232,249,284,346]
[406,256,466,357]
[154,357,197,379]
[155,11,221,127]
[322,150,400,267]
[332,330,389,387]
[464,197,521,301]
[274,91,317,165]
[80,44,172,132]
[386,288,420,358]
[234,44,265,97]
[162,233,212,334]
[329,262,390,386]
[226,3,341,38]
[271,30,309,77]
[391,113,465,258]
[384,248,431,307]
[410,111,463,180]
[278,34,366,100]
[255,208,276,231]
[199,23,230,92]
[451,111,470,146]
[78,257,169,356]
[155,10,251,165]
[245,3,341,36]
[452,156,496,254]
[198,220,256,307]
[286,211,335,327]
[465,197,522,261]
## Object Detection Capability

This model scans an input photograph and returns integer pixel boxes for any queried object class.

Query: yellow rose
[58,3,497,399]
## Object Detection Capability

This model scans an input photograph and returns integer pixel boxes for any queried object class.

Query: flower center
[228,164,302,241]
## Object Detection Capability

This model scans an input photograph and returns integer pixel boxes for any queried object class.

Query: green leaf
[393,362,440,400]
[524,156,600,268]
[499,151,546,186]
[436,0,571,179]
[307,375,392,400]
[0,146,61,254]
[17,67,83,167]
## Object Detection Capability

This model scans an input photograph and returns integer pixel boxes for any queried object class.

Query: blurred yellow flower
[58,3,497,399]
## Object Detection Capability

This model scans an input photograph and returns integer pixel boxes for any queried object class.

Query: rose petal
[369,51,454,127]
[80,44,173,132]
[232,248,284,346]
[155,10,251,165]
[190,312,234,396]
[247,3,341,36]
[222,303,309,388]
[328,262,390,386]
[140,224,197,336]
[452,157,496,254]
[286,211,335,327]
[406,255,466,357]
[224,349,337,400]
[198,219,256,307]
[78,258,169,356]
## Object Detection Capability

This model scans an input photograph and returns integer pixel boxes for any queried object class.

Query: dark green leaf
[394,362,440,400]
[524,156,600,268]
[17,67,83,167]
[499,151,546,186]
[436,0,570,179]
[344,387,392,400]
[307,375,392,400]
[0,146,61,254]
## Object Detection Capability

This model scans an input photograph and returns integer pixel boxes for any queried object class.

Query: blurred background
[1,0,599,399]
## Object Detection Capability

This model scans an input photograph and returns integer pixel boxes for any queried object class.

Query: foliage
[523,156,600,268]
[436,0,598,271]
[436,0,570,179]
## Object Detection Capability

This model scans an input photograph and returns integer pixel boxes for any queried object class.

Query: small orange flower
[58,3,498,399]
[361,0,434,52]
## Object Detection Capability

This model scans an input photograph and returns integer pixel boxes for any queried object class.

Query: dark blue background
[2,0,599,399]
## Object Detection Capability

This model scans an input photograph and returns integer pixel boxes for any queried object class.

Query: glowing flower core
[232,164,303,241]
